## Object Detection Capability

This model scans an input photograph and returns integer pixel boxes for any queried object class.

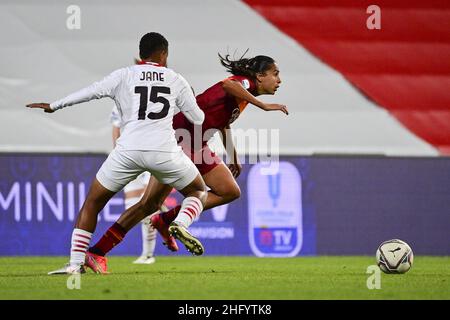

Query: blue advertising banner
[0,153,316,256]
[1,153,449,256]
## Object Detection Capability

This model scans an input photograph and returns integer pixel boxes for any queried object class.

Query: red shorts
[182,145,223,176]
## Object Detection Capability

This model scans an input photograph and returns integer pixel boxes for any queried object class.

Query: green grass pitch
[0,256,449,300]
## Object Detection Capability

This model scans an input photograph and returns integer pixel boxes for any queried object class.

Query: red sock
[161,205,181,225]
[89,222,126,256]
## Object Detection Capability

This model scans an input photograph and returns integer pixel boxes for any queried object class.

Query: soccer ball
[376,239,414,274]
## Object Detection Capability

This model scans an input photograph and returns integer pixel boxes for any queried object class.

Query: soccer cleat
[150,213,179,252]
[48,263,85,275]
[85,251,109,274]
[168,222,204,256]
[133,255,156,264]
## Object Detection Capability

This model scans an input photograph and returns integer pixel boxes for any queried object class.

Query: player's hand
[228,162,242,178]
[265,103,289,115]
[26,103,55,113]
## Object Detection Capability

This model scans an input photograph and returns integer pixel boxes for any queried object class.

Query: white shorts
[123,171,151,194]
[96,148,199,193]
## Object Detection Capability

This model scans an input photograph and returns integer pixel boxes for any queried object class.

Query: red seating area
[245,0,450,154]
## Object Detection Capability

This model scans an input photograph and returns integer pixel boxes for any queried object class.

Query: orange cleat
[85,251,109,274]
[150,213,179,252]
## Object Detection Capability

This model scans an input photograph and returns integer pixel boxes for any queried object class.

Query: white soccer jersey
[50,62,204,152]
[110,99,182,129]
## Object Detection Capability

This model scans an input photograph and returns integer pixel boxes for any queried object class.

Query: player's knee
[227,184,241,202]
[218,184,241,203]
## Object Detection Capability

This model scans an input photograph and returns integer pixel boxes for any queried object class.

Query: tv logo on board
[247,162,303,257]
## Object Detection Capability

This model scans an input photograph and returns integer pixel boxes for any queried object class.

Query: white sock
[141,216,156,257]
[173,197,203,228]
[70,228,92,266]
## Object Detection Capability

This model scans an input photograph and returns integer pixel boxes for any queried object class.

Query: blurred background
[0,0,449,257]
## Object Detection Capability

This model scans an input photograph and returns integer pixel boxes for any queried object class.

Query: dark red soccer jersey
[173,75,256,149]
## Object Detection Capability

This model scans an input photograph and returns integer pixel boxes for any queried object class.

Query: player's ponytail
[218,50,275,79]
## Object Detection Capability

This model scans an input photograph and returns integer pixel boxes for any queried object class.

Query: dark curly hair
[218,50,275,79]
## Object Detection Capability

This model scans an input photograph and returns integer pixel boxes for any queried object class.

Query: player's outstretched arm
[27,69,124,113]
[26,103,54,113]
[221,79,288,115]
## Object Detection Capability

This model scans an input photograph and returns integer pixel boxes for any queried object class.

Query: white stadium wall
[0,0,438,156]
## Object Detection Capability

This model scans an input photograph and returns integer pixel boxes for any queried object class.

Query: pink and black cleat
[150,213,179,252]
[85,251,109,274]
